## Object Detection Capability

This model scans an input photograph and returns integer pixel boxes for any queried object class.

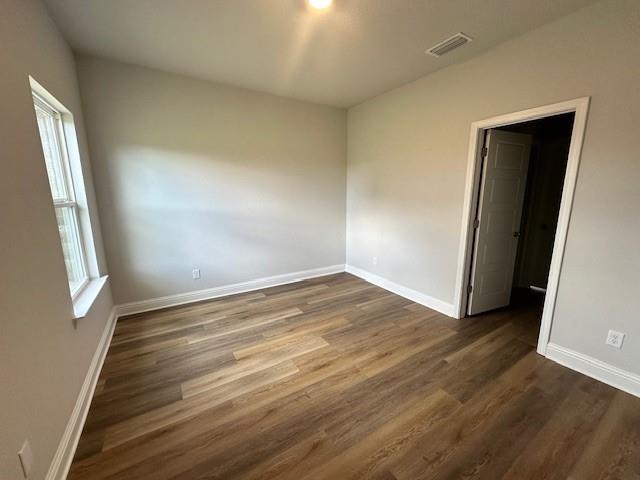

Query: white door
[467,129,532,315]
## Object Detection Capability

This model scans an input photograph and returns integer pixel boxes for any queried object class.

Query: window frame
[33,92,91,299]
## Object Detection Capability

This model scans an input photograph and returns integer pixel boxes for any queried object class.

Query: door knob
[513,231,521,237]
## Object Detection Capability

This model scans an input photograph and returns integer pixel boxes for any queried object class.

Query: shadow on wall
[76,56,347,305]
[105,145,333,303]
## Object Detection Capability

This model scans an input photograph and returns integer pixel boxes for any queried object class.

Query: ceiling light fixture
[307,0,333,10]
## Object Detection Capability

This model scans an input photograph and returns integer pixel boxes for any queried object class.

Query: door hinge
[481,147,488,157]
[467,284,473,294]
[473,218,480,229]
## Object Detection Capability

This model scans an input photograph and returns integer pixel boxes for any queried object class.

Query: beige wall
[347,0,640,373]
[76,56,347,305]
[2,2,638,477]
[0,0,114,478]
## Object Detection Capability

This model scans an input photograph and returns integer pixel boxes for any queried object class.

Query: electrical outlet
[192,268,201,280]
[372,256,378,266]
[18,440,33,478]
[606,330,625,349]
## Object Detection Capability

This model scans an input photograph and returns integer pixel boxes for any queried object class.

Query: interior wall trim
[46,267,639,480]
[452,97,591,357]
[45,308,118,480]
[546,343,640,398]
[47,265,345,477]
[115,265,346,317]
[345,264,456,317]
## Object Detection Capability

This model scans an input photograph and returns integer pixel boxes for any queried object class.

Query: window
[33,93,90,298]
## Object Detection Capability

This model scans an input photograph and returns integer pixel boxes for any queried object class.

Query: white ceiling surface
[44,0,597,107]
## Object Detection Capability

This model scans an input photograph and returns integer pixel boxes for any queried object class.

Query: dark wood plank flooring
[69,273,640,479]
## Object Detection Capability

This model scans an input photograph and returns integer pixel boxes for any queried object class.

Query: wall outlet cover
[605,330,625,349]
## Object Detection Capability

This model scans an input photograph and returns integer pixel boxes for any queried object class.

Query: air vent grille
[426,33,472,57]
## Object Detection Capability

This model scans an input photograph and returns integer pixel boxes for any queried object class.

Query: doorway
[468,112,574,316]
[453,98,590,355]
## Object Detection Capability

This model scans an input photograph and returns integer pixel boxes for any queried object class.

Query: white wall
[75,56,347,305]
[347,0,640,374]
[0,0,114,478]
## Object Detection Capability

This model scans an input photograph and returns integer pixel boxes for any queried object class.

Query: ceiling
[44,0,597,107]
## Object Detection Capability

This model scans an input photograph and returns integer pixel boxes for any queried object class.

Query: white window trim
[31,77,108,319]
[72,275,108,321]
[33,92,91,299]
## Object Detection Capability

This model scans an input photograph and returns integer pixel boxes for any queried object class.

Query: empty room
[2,0,640,479]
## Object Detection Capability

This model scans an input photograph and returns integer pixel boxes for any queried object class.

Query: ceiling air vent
[426,32,472,57]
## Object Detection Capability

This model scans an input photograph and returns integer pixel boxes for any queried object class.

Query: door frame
[453,97,590,355]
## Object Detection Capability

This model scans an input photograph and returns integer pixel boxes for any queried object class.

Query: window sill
[73,275,108,320]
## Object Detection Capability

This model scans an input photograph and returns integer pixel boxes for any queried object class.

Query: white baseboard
[116,264,346,316]
[42,268,639,480]
[45,308,118,480]
[345,264,455,317]
[546,343,640,398]
[46,265,345,478]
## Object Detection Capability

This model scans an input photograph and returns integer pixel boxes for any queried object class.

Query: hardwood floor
[69,273,640,480]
